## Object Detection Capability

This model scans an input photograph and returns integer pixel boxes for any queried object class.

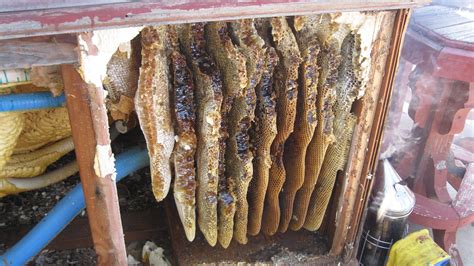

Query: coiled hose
[0,146,149,266]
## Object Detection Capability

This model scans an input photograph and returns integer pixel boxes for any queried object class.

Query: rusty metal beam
[0,0,429,40]
[61,64,127,265]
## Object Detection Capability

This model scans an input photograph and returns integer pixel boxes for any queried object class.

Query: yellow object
[0,112,24,170]
[0,161,78,197]
[0,86,74,196]
[0,137,74,178]
[387,229,450,266]
[13,107,71,153]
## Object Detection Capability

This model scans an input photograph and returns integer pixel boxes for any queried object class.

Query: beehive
[0,0,420,264]
[131,11,406,264]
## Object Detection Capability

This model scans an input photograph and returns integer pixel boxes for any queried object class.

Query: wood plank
[0,38,77,70]
[453,163,474,219]
[452,144,474,163]
[0,0,429,40]
[445,31,474,43]
[0,209,166,251]
[164,199,336,265]
[462,35,474,43]
[0,0,129,13]
[410,194,458,230]
[338,8,412,259]
[413,6,470,29]
[435,22,474,41]
[326,10,402,259]
[61,64,127,265]
[410,5,474,50]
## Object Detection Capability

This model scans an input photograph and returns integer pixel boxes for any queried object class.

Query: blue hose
[0,92,66,112]
[0,147,150,266]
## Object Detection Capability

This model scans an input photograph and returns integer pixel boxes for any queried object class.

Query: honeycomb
[103,36,140,122]
[304,33,363,231]
[278,18,320,233]
[169,35,198,242]
[0,113,24,171]
[289,14,342,230]
[247,47,278,236]
[135,26,175,202]
[135,14,373,245]
[0,137,73,179]
[260,17,302,236]
[180,23,223,246]
[0,85,73,196]
[227,19,265,245]
[205,21,248,247]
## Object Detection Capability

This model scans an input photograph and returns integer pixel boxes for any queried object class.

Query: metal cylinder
[358,159,415,266]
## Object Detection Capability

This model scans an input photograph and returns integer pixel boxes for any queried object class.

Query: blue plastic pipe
[0,147,149,266]
[0,92,65,112]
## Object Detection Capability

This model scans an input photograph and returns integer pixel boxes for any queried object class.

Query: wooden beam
[164,199,335,265]
[48,208,166,250]
[0,0,429,40]
[61,64,127,265]
[0,209,166,251]
[0,37,77,70]
[340,8,412,259]
[326,9,412,259]
[324,10,399,258]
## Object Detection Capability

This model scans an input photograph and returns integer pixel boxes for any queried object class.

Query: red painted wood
[0,0,427,40]
[410,194,459,231]
[433,47,474,83]
[453,163,474,223]
[410,5,474,51]
[412,80,471,202]
[410,164,474,266]
[401,11,474,261]
[0,0,128,13]
[61,65,128,265]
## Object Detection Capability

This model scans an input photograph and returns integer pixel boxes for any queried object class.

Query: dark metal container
[357,159,415,266]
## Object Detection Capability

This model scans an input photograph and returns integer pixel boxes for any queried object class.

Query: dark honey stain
[190,23,223,101]
[236,118,251,161]
[170,51,196,134]
[259,48,278,117]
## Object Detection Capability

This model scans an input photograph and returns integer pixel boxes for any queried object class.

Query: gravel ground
[0,151,80,230]
[0,129,171,265]
[32,248,97,265]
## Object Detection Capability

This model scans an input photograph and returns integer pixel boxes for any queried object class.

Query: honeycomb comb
[260,17,302,236]
[135,26,175,202]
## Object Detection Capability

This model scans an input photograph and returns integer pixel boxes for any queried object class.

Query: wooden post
[339,9,412,259]
[61,64,127,265]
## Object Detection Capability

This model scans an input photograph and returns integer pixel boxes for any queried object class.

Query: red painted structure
[0,0,427,40]
[0,1,426,264]
[387,5,474,265]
